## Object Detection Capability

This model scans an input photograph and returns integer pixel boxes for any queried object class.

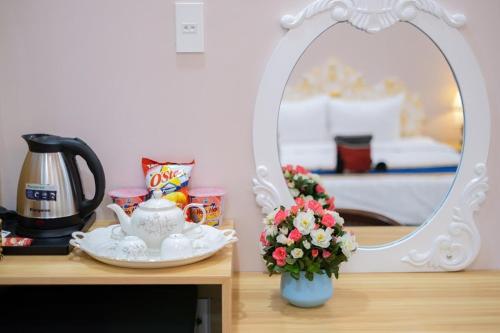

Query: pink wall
[0,0,498,271]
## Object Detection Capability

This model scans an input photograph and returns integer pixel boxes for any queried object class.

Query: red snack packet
[142,158,195,208]
[3,237,33,247]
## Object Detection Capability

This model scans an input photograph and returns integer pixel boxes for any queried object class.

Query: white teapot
[107,190,206,250]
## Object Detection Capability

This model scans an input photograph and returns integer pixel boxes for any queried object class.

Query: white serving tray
[70,224,238,269]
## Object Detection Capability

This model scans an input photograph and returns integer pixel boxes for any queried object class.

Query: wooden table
[233,271,500,332]
[347,225,417,246]
[0,220,235,333]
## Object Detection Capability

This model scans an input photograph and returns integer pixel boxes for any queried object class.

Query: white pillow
[327,94,404,142]
[278,96,329,143]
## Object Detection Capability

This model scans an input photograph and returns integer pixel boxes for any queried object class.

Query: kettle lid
[23,133,65,153]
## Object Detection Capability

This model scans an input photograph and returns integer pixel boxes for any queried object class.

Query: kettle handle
[61,138,106,218]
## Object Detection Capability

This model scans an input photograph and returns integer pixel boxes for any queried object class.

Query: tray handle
[69,231,86,249]
[222,229,238,245]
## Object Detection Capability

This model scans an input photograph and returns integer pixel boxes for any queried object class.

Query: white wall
[0,0,498,271]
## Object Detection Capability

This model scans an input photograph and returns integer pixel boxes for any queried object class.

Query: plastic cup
[187,187,226,227]
[108,188,149,216]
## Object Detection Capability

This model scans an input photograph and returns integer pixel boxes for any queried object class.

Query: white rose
[311,174,320,182]
[263,210,276,226]
[276,234,289,245]
[310,229,333,248]
[293,210,315,235]
[291,248,304,259]
[302,239,311,249]
[265,224,278,237]
[289,188,300,197]
[279,226,289,235]
[332,211,345,226]
[339,233,358,259]
[286,238,294,246]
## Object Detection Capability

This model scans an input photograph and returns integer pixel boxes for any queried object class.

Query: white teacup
[160,233,193,260]
[116,236,148,260]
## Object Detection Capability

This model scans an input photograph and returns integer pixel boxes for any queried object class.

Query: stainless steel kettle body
[17,151,78,219]
[16,134,105,230]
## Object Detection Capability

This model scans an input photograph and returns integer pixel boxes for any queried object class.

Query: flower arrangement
[260,198,357,281]
[282,164,334,210]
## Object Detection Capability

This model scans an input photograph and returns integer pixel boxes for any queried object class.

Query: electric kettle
[16,134,106,231]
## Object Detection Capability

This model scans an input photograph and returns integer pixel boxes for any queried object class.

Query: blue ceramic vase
[280,271,333,308]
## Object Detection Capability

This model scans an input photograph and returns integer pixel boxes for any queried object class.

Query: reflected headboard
[283,58,424,136]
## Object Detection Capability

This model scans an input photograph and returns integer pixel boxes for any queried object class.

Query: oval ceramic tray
[70,224,238,268]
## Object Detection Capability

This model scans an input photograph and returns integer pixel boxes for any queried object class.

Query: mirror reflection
[278,23,463,246]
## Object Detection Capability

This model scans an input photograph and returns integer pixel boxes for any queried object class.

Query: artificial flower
[307,200,324,215]
[302,239,311,249]
[321,213,336,228]
[265,224,278,237]
[276,234,289,245]
[290,205,299,214]
[272,246,287,262]
[290,188,300,197]
[311,248,319,258]
[339,233,357,259]
[322,249,332,258]
[293,210,315,235]
[295,197,305,208]
[310,228,333,248]
[296,165,308,174]
[288,228,302,242]
[315,184,325,194]
[332,210,344,226]
[259,231,269,246]
[279,226,289,235]
[274,209,287,225]
[291,248,304,259]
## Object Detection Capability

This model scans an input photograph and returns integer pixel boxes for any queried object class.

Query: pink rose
[311,249,319,258]
[295,197,305,208]
[307,200,324,215]
[273,247,287,265]
[260,231,269,246]
[315,184,325,194]
[322,250,331,258]
[276,259,286,267]
[283,164,293,172]
[326,197,335,210]
[288,228,302,242]
[321,214,335,228]
[290,205,299,215]
[296,165,308,174]
[274,209,287,225]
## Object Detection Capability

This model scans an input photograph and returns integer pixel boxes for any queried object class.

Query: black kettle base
[2,212,95,255]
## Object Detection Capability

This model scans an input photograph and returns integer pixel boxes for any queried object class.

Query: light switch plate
[175,2,204,53]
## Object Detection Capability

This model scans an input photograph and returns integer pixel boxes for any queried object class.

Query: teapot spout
[107,203,132,234]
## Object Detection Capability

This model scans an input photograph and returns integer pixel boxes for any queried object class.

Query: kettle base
[1,212,95,255]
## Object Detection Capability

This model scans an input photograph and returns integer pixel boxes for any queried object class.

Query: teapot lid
[138,190,177,210]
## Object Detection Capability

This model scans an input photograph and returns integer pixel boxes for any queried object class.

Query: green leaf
[305,271,314,281]
[291,271,300,280]
[285,264,300,274]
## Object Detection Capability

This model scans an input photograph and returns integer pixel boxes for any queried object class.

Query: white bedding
[322,173,455,226]
[279,136,460,170]
[280,136,460,226]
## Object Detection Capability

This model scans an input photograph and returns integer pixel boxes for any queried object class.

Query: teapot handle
[183,203,207,224]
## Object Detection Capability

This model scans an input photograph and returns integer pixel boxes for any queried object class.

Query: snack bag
[142,158,195,208]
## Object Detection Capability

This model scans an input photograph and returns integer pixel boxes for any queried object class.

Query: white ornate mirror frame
[252,0,490,272]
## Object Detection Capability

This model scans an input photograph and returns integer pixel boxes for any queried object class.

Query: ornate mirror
[253,0,490,272]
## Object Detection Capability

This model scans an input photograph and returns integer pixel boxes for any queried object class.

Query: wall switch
[175,2,204,53]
